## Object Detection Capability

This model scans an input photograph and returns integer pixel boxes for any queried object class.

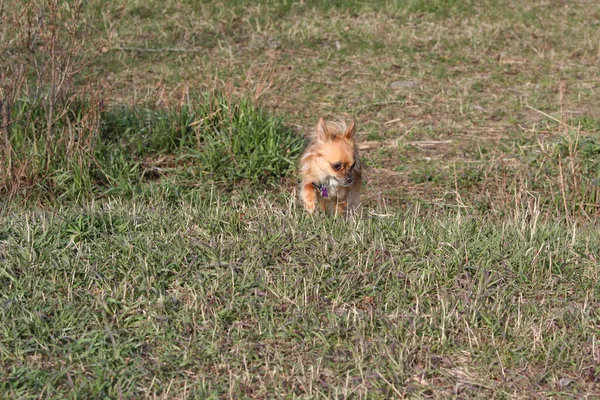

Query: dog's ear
[316,118,329,142]
[343,120,356,139]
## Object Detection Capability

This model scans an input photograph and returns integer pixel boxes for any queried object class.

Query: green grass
[2,94,303,199]
[2,0,600,397]
[98,95,304,188]
[2,192,599,398]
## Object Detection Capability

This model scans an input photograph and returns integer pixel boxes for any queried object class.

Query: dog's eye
[350,162,356,169]
[331,163,342,171]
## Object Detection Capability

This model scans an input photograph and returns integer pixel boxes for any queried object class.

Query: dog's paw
[304,201,317,214]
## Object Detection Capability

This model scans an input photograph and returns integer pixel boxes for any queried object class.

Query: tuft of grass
[185,95,305,184]
[99,94,305,187]
[1,97,100,200]
[2,94,304,199]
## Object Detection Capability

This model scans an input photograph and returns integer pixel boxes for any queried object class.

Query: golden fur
[299,118,362,215]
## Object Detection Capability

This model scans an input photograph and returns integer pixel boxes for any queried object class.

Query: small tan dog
[299,118,362,215]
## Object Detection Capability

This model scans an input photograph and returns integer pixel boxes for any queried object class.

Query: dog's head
[312,118,359,187]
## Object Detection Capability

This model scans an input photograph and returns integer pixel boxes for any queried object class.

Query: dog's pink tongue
[321,187,328,197]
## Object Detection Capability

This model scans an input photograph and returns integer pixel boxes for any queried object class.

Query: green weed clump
[1,95,304,199]
[101,95,304,185]
[191,96,305,184]
[0,97,100,200]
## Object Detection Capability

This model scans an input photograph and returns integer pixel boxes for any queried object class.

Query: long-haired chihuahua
[299,118,362,215]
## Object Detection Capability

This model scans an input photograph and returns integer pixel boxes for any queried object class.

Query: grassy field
[2,0,600,398]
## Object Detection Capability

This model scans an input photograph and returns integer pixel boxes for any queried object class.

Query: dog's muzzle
[340,176,353,187]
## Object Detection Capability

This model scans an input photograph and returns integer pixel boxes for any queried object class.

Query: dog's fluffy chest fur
[320,177,346,198]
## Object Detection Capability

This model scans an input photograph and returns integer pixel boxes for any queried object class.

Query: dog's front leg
[300,182,318,213]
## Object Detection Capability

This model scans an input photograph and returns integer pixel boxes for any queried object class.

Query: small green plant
[573,115,600,133]
[410,165,443,184]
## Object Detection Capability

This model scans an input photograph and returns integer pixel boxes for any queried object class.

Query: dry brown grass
[65,0,597,216]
